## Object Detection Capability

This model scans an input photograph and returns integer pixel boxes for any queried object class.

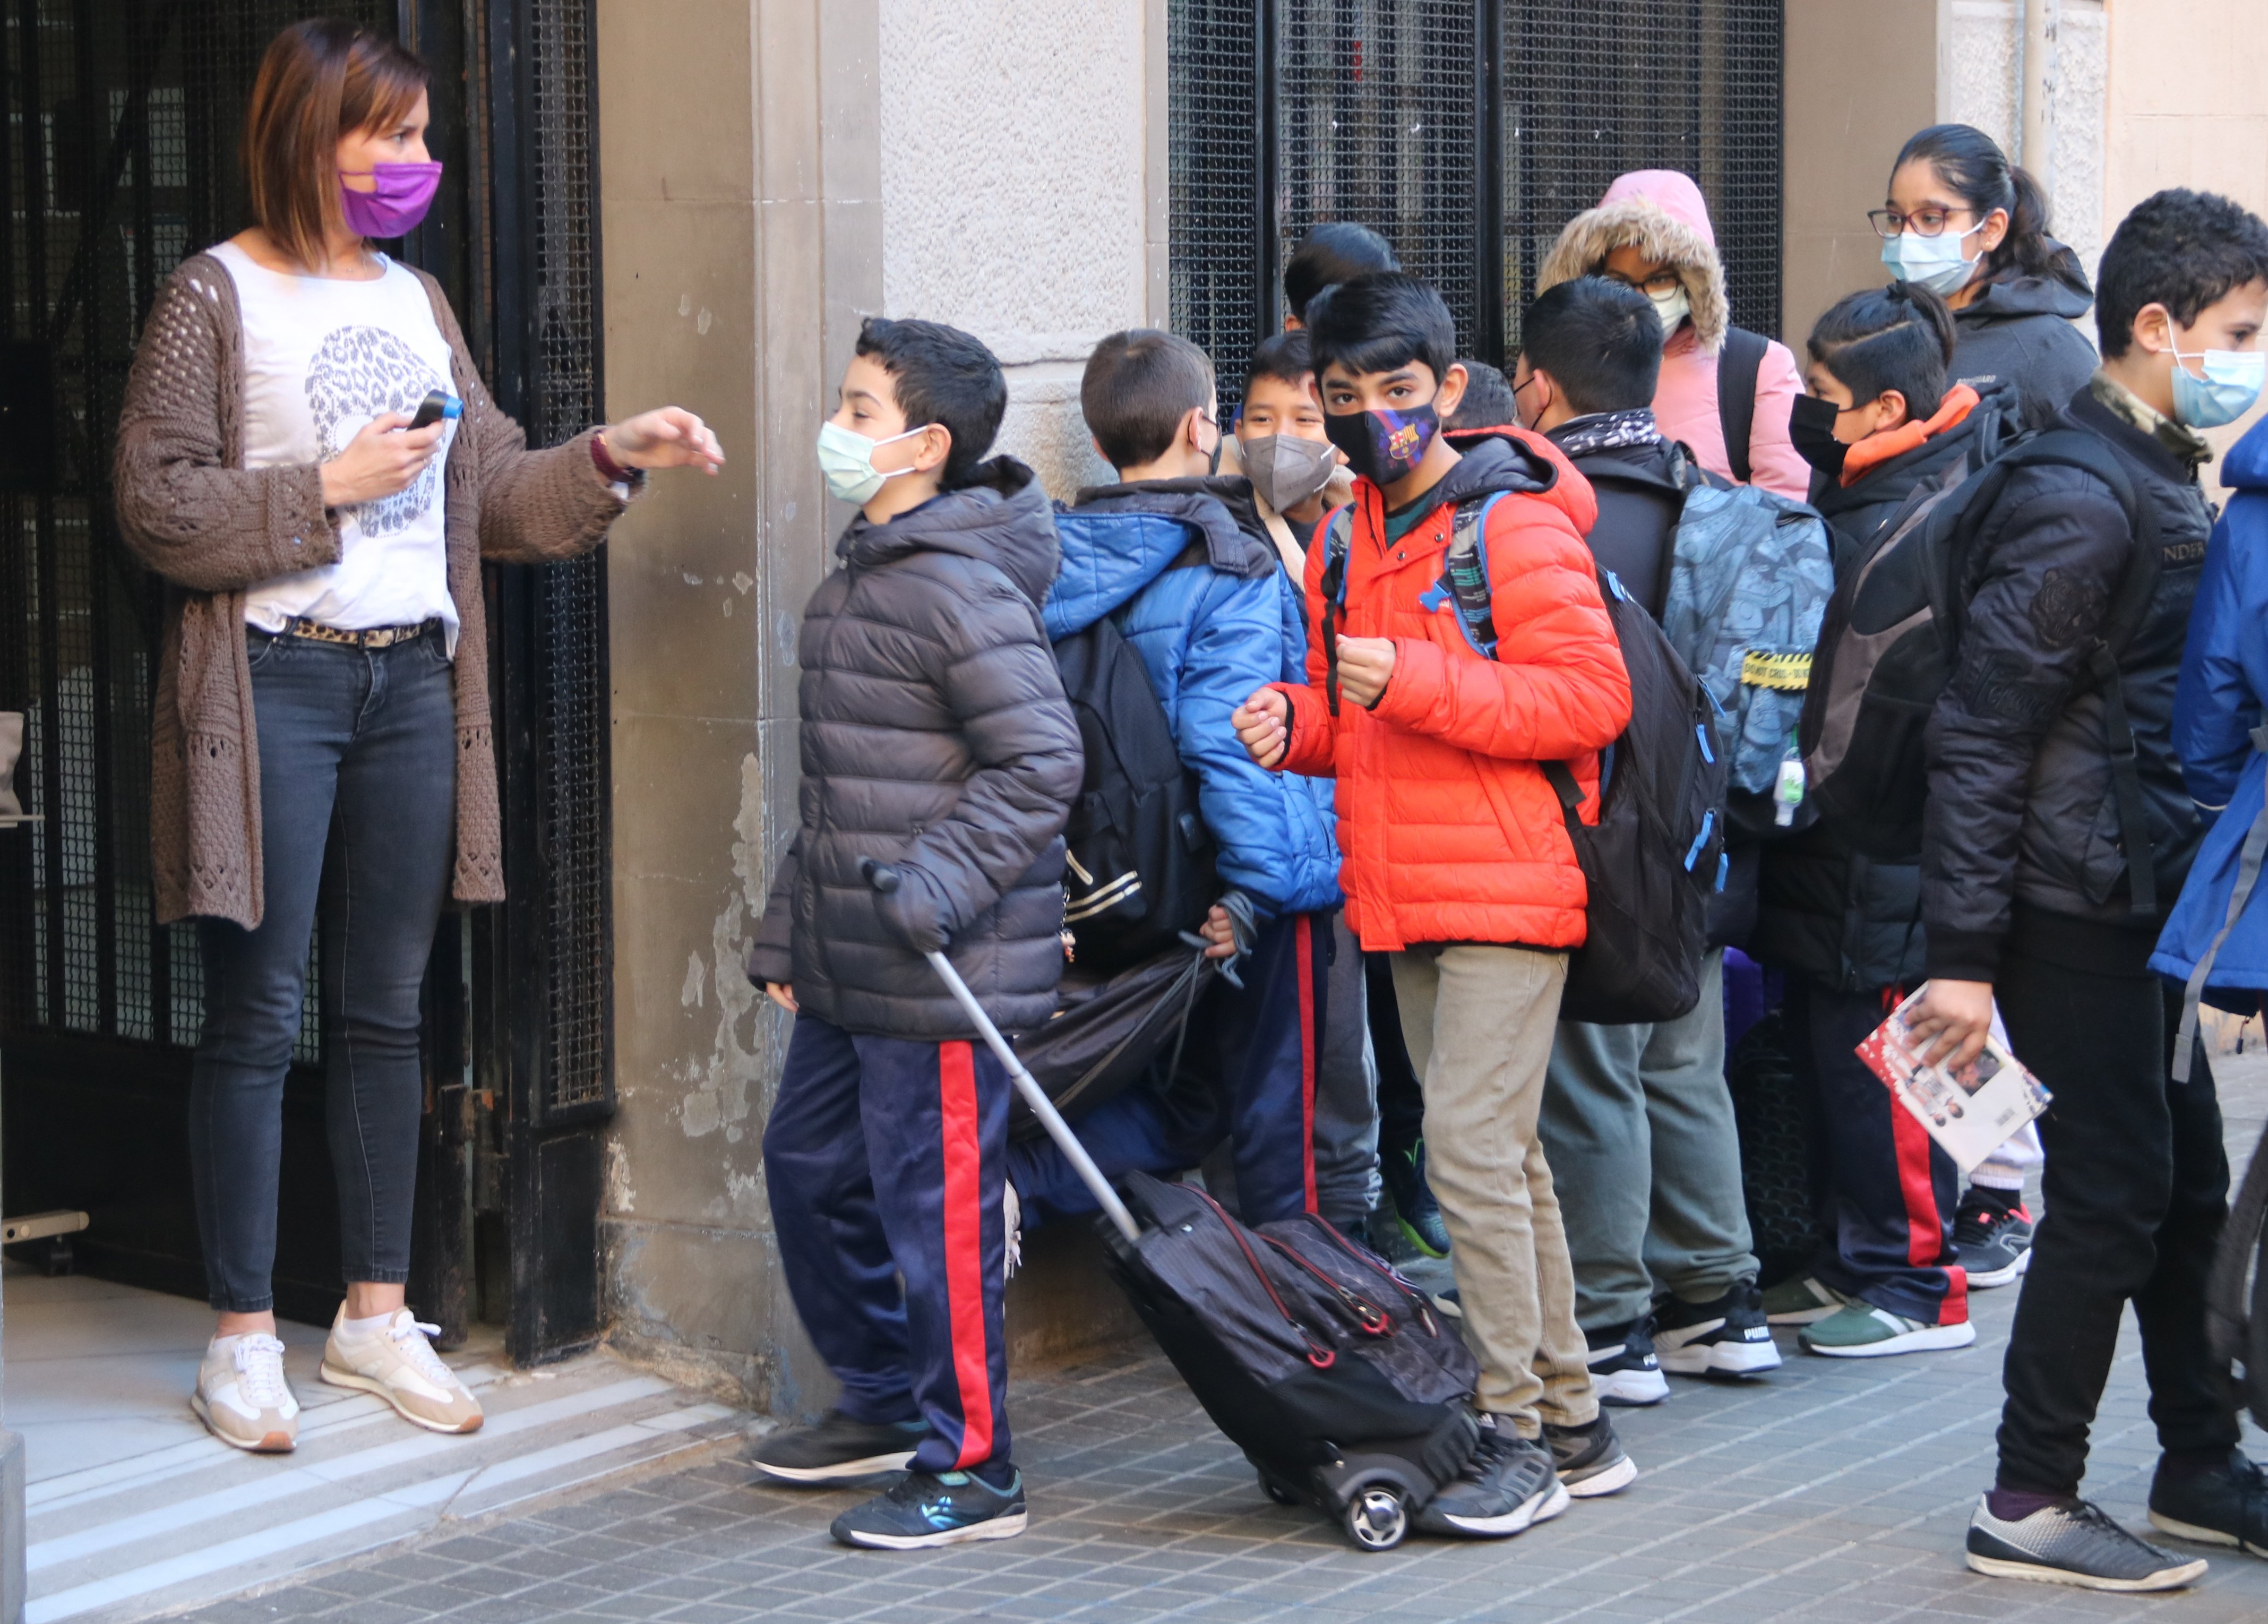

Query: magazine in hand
[1854,984,2050,1172]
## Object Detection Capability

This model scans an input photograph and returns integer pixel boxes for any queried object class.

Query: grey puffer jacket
[749,458,1081,1039]
[1948,244,2099,435]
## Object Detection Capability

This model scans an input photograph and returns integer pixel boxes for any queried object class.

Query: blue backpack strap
[1418,492,1509,659]
[1319,503,1356,715]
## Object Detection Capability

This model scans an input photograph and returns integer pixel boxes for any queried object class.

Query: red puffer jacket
[1273,428,1630,952]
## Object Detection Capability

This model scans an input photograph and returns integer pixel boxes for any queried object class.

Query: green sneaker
[1759,1276,1845,1325]
[1798,1301,1977,1358]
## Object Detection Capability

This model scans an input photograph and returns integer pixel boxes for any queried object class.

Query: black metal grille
[1166,0,1783,394]
[1501,0,1783,348]
[0,2,380,1063]
[522,0,610,1120]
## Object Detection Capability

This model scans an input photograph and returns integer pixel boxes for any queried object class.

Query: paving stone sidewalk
[185,1055,2268,1624]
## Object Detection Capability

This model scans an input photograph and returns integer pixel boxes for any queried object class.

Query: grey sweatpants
[1311,911,1379,1230]
[1537,950,1758,1333]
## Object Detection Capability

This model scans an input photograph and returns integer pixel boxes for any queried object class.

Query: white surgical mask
[817,420,929,506]
[1880,220,1986,297]
[1648,285,1691,342]
[2163,314,2268,430]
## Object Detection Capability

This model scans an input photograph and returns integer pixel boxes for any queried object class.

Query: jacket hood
[2224,415,2268,493]
[1814,382,2013,521]
[839,456,1060,606]
[1539,169,1728,353]
[1045,477,1277,637]
[1428,427,1598,539]
[1960,243,2093,324]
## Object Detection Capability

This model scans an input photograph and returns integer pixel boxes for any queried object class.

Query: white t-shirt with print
[212,240,460,645]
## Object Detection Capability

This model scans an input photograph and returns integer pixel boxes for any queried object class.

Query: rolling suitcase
[867,861,1481,1550]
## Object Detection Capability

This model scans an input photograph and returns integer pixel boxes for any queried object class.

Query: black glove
[873,862,952,955]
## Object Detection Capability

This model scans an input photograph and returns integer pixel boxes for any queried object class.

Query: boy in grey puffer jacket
[746,318,1080,1551]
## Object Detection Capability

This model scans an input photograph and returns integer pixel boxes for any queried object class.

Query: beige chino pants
[1390,942,1597,1433]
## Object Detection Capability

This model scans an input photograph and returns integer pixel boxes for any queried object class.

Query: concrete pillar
[1781,0,1947,347]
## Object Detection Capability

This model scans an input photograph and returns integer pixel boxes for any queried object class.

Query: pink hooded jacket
[1540,170,1809,501]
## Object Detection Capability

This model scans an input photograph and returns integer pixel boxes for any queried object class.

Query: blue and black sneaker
[831,1465,1028,1549]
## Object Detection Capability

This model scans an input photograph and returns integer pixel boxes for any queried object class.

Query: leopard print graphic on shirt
[305,323,454,536]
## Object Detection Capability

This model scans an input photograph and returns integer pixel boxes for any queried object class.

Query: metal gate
[0,0,615,1364]
[1167,0,1783,403]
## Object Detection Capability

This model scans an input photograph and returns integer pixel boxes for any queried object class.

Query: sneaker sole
[1965,1248,2033,1290]
[837,1510,1027,1549]
[1965,1550,2207,1591]
[1562,1455,1638,1498]
[1802,1320,1977,1358]
[319,1361,483,1434]
[190,1393,295,1453]
[1657,1338,1783,1377]
[753,1450,919,1484]
[1433,1480,1571,1537]
[1592,1368,1670,1406]
[2147,1510,2268,1557]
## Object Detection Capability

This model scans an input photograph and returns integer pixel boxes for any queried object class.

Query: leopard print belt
[270,615,441,649]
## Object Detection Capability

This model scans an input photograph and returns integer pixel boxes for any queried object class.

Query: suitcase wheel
[1257,1470,1302,1508]
[1342,1483,1409,1551]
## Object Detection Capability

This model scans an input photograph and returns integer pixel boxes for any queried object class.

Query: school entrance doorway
[0,0,615,1369]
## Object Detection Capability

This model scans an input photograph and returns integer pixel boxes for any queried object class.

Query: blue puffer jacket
[1048,477,1341,917]
[2153,417,2268,1000]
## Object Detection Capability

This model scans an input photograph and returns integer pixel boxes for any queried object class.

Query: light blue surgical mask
[2165,319,2267,430]
[817,419,930,506]
[1880,219,1986,298]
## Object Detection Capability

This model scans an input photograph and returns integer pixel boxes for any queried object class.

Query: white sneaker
[321,1308,484,1433]
[1003,1182,1024,1283]
[192,1333,299,1452]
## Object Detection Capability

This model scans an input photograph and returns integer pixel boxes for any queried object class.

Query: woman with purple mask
[112,18,721,1452]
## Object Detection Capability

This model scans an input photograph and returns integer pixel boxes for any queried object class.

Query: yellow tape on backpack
[1740,650,1811,692]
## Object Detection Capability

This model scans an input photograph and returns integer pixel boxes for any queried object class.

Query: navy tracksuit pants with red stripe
[1008,909,1327,1226]
[1785,978,1968,1327]
[762,1013,1012,1475]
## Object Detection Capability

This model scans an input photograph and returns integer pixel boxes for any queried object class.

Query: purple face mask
[339,161,443,238]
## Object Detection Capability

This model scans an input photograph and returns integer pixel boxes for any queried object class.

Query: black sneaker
[1967,1494,2207,1590]
[1413,1420,1568,1538]
[2150,1450,2268,1556]
[1653,1278,1783,1378]
[1380,1140,1451,1258]
[1585,1317,1669,1407]
[830,1466,1027,1549]
[1955,1191,2035,1288]
[752,1408,929,1483]
[1542,1413,1637,1498]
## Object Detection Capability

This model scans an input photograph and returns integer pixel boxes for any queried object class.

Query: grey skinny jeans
[188,627,456,1312]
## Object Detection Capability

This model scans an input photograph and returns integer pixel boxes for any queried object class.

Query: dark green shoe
[1380,1139,1450,1258]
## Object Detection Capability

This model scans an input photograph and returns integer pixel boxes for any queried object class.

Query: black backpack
[1800,429,2162,894]
[1321,495,1726,1023]
[1052,613,1218,976]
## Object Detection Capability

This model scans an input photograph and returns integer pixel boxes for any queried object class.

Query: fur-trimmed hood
[1539,169,1729,355]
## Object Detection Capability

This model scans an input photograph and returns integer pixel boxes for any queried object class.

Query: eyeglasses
[1601,269,1683,298]
[1868,206,1976,239]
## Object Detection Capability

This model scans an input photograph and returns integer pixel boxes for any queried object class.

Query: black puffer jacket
[1756,388,2014,991]
[749,458,1081,1038]
[1948,245,2099,435]
[1922,384,2213,983]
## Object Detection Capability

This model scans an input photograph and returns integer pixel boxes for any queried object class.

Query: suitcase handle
[863,859,1142,1243]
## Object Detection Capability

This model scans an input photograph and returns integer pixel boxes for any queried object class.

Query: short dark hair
[1284,223,1402,321]
[1892,124,2058,286]
[2095,188,2268,359]
[1305,272,1457,390]
[1517,278,1662,416]
[1081,329,1216,470]
[1448,360,1518,430]
[853,316,1007,487]
[1246,330,1315,392]
[1806,281,1956,420]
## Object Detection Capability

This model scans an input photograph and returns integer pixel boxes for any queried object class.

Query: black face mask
[1787,393,1849,479]
[1324,403,1440,489]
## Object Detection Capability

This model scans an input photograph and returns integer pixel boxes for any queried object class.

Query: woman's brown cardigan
[111,252,635,929]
